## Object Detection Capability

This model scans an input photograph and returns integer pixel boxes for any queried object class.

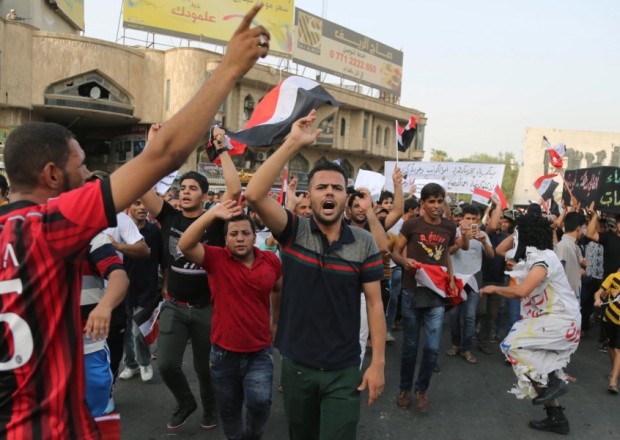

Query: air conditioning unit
[256,152,268,161]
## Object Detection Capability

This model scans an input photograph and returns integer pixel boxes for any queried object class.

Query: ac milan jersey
[0,179,116,440]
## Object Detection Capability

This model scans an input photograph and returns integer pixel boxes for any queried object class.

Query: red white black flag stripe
[226,76,342,153]
[396,116,418,152]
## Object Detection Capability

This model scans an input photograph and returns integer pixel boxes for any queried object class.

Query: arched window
[375,125,382,145]
[384,127,390,147]
[359,163,373,172]
[340,118,346,136]
[316,156,330,165]
[289,153,310,173]
[378,166,385,175]
[319,114,335,135]
[243,94,255,120]
[341,159,354,181]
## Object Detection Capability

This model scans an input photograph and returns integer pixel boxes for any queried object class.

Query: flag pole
[395,120,399,165]
[558,168,575,201]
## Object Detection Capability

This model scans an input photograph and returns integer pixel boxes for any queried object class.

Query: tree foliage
[430,149,453,162]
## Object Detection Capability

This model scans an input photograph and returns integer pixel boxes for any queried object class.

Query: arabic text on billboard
[293,9,403,96]
[123,0,293,57]
[57,0,85,31]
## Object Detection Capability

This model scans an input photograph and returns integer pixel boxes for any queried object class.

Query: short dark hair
[179,171,209,194]
[223,214,256,235]
[308,161,347,188]
[5,122,75,191]
[420,183,445,202]
[0,174,9,198]
[404,198,419,213]
[563,212,585,233]
[461,204,480,218]
[347,190,364,208]
[379,190,394,204]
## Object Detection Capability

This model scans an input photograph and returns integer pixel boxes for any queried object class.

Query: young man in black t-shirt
[141,126,242,431]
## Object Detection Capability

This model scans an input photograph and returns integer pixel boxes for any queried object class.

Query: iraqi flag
[471,187,492,211]
[278,168,288,206]
[133,301,164,345]
[493,185,508,210]
[396,116,419,152]
[411,264,471,306]
[543,136,566,169]
[226,76,342,155]
[534,174,559,201]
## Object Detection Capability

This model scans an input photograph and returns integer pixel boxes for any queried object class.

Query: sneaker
[119,367,140,380]
[599,343,608,353]
[140,365,153,382]
[200,410,218,430]
[167,402,198,430]
[396,391,411,409]
[386,332,396,342]
[415,391,429,413]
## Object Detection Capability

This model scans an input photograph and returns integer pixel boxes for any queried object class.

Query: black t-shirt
[482,230,508,283]
[598,231,620,279]
[157,201,225,303]
[124,221,168,308]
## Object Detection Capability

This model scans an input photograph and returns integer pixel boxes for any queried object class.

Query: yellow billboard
[123,0,294,57]
[57,0,85,31]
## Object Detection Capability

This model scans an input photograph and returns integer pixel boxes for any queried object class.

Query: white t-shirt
[103,212,144,259]
[451,230,489,276]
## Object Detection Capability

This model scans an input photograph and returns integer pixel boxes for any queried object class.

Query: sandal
[565,374,577,383]
[461,352,477,364]
[151,353,157,361]
[277,384,283,393]
[608,384,618,394]
[445,346,459,357]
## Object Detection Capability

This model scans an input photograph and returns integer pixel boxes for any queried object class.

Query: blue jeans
[386,267,402,331]
[448,285,480,352]
[399,288,445,392]
[209,344,273,440]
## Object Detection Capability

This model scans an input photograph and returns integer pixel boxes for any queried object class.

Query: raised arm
[216,127,242,203]
[480,265,547,299]
[485,195,502,234]
[384,166,404,231]
[285,176,304,212]
[244,111,321,236]
[178,200,243,266]
[109,4,270,212]
[586,201,600,242]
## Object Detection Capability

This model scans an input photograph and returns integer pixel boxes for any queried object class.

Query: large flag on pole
[225,76,342,157]
[396,116,419,152]
[534,174,559,201]
[543,136,566,169]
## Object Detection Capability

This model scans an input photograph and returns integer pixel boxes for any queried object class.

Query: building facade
[1,8,425,188]
[513,127,620,205]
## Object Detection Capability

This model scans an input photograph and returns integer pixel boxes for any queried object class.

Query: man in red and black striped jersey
[0,6,270,439]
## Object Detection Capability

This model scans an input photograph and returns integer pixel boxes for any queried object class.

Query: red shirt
[201,245,281,352]
[0,180,116,440]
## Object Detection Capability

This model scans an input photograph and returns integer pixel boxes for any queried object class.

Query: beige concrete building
[1,5,425,189]
[513,127,620,205]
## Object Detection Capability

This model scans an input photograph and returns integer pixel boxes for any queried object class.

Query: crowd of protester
[1,4,619,439]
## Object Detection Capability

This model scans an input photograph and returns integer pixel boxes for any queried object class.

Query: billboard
[56,0,85,31]
[123,0,294,57]
[293,9,403,96]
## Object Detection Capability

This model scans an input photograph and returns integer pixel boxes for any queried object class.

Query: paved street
[116,322,620,439]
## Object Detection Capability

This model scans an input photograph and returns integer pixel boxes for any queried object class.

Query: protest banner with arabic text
[383,161,505,194]
[123,0,293,57]
[562,166,620,214]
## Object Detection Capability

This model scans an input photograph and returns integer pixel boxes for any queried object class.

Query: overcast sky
[84,0,620,162]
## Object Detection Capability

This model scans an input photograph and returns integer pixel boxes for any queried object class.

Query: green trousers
[281,358,361,440]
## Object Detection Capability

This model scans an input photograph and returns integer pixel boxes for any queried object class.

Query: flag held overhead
[543,136,566,169]
[396,116,418,152]
[225,76,342,156]
[534,174,559,201]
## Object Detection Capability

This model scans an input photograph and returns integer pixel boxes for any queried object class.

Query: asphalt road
[115,322,620,440]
